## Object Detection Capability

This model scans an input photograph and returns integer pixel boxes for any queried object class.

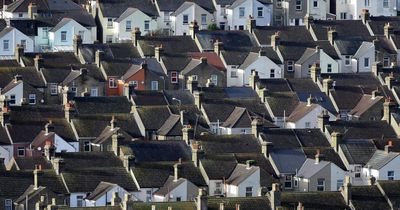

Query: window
[388,171,395,180]
[107,18,113,28]
[287,61,294,72]
[28,94,36,104]
[364,57,370,68]
[77,195,83,207]
[296,0,302,10]
[345,55,351,66]
[71,87,77,96]
[191,75,198,81]
[270,69,275,78]
[305,122,311,128]
[183,15,189,24]
[355,165,361,178]
[50,84,58,95]
[238,25,244,30]
[294,179,298,187]
[313,0,318,8]
[220,22,225,30]
[211,74,218,85]
[18,13,23,17]
[164,11,170,21]
[3,40,9,51]
[5,199,12,210]
[383,56,390,67]
[276,0,282,8]
[317,179,325,191]
[214,182,222,194]
[109,78,117,88]
[257,7,263,17]
[129,80,138,88]
[144,20,150,31]
[42,27,48,38]
[171,71,178,84]
[9,94,16,105]
[245,187,253,197]
[84,141,91,151]
[20,40,26,49]
[340,12,347,20]
[337,179,343,190]
[327,64,332,73]
[106,35,113,43]
[151,81,158,90]
[364,0,370,7]
[17,147,25,157]
[201,14,207,25]
[239,7,245,17]
[284,175,292,189]
[231,70,238,78]
[146,190,152,202]
[176,197,182,201]
[383,0,389,8]
[91,87,98,96]
[61,31,67,42]
[126,20,132,32]
[241,129,247,134]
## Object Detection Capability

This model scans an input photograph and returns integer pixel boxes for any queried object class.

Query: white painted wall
[240,56,283,86]
[307,0,330,20]
[85,185,129,207]
[171,3,214,35]
[0,145,11,167]
[49,19,94,51]
[70,192,87,207]
[114,9,157,41]
[226,0,272,30]
[153,180,188,202]
[320,50,340,74]
[3,82,23,106]
[286,106,335,129]
[363,155,400,180]
[226,168,260,197]
[352,42,375,73]
[0,27,34,56]
[220,127,251,135]
[330,163,347,191]
[136,188,158,202]
[54,134,77,153]
[336,0,396,20]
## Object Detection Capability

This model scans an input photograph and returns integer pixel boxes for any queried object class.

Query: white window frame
[151,81,158,90]
[171,71,178,84]
[109,78,117,88]
[383,0,389,8]
[3,40,9,51]
[126,20,132,32]
[239,7,245,17]
[90,87,98,97]
[257,7,263,17]
[50,84,58,95]
[388,171,395,180]
[211,74,218,86]
[28,94,36,104]
[270,69,275,78]
[5,199,12,210]
[245,186,253,197]
[364,0,370,7]
[191,75,198,81]
[201,14,207,25]
[295,0,302,10]
[144,20,150,31]
[364,57,370,68]
[183,14,189,24]
[313,0,318,8]
[9,94,16,105]
[146,190,152,202]
[305,122,311,128]
[317,178,325,191]
[336,179,343,190]
[287,61,294,72]
[340,12,347,20]
[284,175,292,189]
[345,55,351,66]
[107,18,113,28]
[17,146,25,157]
[61,31,67,42]
[327,64,332,72]
[231,70,238,78]
[355,165,362,178]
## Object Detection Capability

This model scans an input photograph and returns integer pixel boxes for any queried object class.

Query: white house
[30,130,78,154]
[336,0,397,20]
[85,182,130,207]
[113,8,157,42]
[49,18,95,51]
[286,99,335,129]
[0,144,12,167]
[153,176,199,202]
[171,2,214,35]
[219,107,253,135]
[352,41,375,73]
[234,49,283,87]
[225,0,272,30]
[1,79,23,106]
[362,146,400,182]
[0,27,34,56]
[225,163,260,197]
[306,0,331,20]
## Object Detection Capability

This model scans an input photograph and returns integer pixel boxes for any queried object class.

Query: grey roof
[226,164,259,186]
[335,38,365,55]
[155,0,215,13]
[157,114,182,136]
[154,176,186,196]
[114,7,139,22]
[49,18,73,32]
[287,102,319,123]
[86,182,118,200]
[353,42,374,59]
[0,27,14,39]
[99,0,158,17]
[340,140,377,165]
[269,148,306,174]
[310,19,371,41]
[366,150,399,170]
[296,158,330,179]
[171,2,195,16]
[196,30,257,52]
[296,48,318,65]
[221,107,252,128]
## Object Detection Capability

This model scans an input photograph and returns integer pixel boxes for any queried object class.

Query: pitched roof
[348,94,384,117]
[114,7,139,22]
[85,181,119,200]
[99,0,158,17]
[73,96,132,116]
[221,107,252,128]
[340,139,377,165]
[287,102,319,123]
[310,19,371,40]
[326,121,397,140]
[132,90,168,106]
[154,176,186,195]
[296,158,330,179]
[226,164,259,186]
[352,185,391,210]
[196,30,257,52]
[207,197,271,210]
[138,36,199,57]
[366,150,399,170]
[198,134,261,154]
[281,191,348,209]
[157,114,182,136]
[269,148,306,174]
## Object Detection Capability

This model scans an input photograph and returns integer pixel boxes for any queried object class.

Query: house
[352,41,375,73]
[225,0,272,30]
[294,156,347,192]
[181,57,226,88]
[171,2,214,35]
[225,162,261,197]
[336,1,397,20]
[362,142,400,181]
[84,182,130,207]
[0,75,44,106]
[286,99,335,129]
[0,26,34,56]
[113,8,157,42]
[96,0,158,43]
[120,61,166,92]
[60,67,106,97]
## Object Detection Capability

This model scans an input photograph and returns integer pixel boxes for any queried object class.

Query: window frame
[245,186,253,197]
[383,56,390,67]
[364,57,370,68]
[270,69,275,78]
[239,7,245,18]
[287,61,294,72]
[313,0,318,8]
[284,175,292,189]
[42,27,48,38]
[90,87,98,97]
[201,14,207,25]
[144,20,150,31]
[107,18,113,28]
[388,171,395,180]
[211,74,218,86]
[151,81,159,90]
[61,31,67,42]
[344,55,351,66]
[28,94,36,104]
[317,178,325,191]
[5,199,12,210]
[171,71,178,84]
[295,0,302,10]
[9,94,16,105]
[183,14,189,25]
[146,190,152,202]
[3,39,9,51]
[125,20,132,32]
[50,84,58,95]
[77,195,84,207]
[336,179,343,190]
[327,64,332,73]
[383,0,389,8]
[17,146,25,157]
[108,78,117,88]
[257,7,263,17]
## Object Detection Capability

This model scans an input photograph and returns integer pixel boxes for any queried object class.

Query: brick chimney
[182,126,194,144]
[384,22,394,39]
[251,118,263,138]
[361,9,370,24]
[385,140,393,154]
[322,77,334,96]
[194,91,202,109]
[155,45,164,62]
[214,40,223,56]
[187,76,199,93]
[45,120,54,135]
[328,28,338,45]
[342,176,352,205]
[385,73,395,90]
[249,70,259,90]
[33,164,43,190]
[64,102,75,122]
[196,189,208,210]
[122,194,134,210]
[304,14,314,30]
[271,32,281,50]
[112,132,124,157]
[261,141,273,158]
[73,35,82,56]
[52,158,64,175]
[174,160,182,182]
[28,3,38,19]
[383,98,396,124]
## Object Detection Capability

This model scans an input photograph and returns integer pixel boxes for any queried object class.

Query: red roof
[188,52,226,71]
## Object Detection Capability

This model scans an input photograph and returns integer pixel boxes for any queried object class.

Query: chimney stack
[269,183,281,210]
[251,118,263,138]
[15,44,24,64]
[331,132,342,152]
[383,98,396,124]
[249,70,259,90]
[182,126,194,144]
[112,132,124,157]
[122,194,134,210]
[261,141,273,158]
[361,9,370,24]
[189,21,199,40]
[322,77,334,96]
[200,57,207,64]
[28,3,38,19]
[385,140,393,154]
[385,73,395,90]
[214,40,223,56]
[372,62,383,77]
[196,189,208,210]
[174,161,182,182]
[317,110,330,133]
[33,165,43,190]
[310,63,321,83]
[45,120,54,134]
[307,94,313,106]
[187,76,199,93]
[52,158,63,175]
[110,115,117,130]
[132,27,141,47]
[73,35,82,56]
[191,142,203,167]
[111,192,122,206]
[247,15,256,33]
[342,176,352,205]
[315,149,321,164]
[34,54,44,71]
[328,28,338,45]
[95,50,105,68]
[271,32,281,50]
[44,141,55,161]
[384,22,394,39]
[194,91,202,109]
[64,102,75,122]
[304,14,314,30]
[155,45,164,62]
[219,203,225,210]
